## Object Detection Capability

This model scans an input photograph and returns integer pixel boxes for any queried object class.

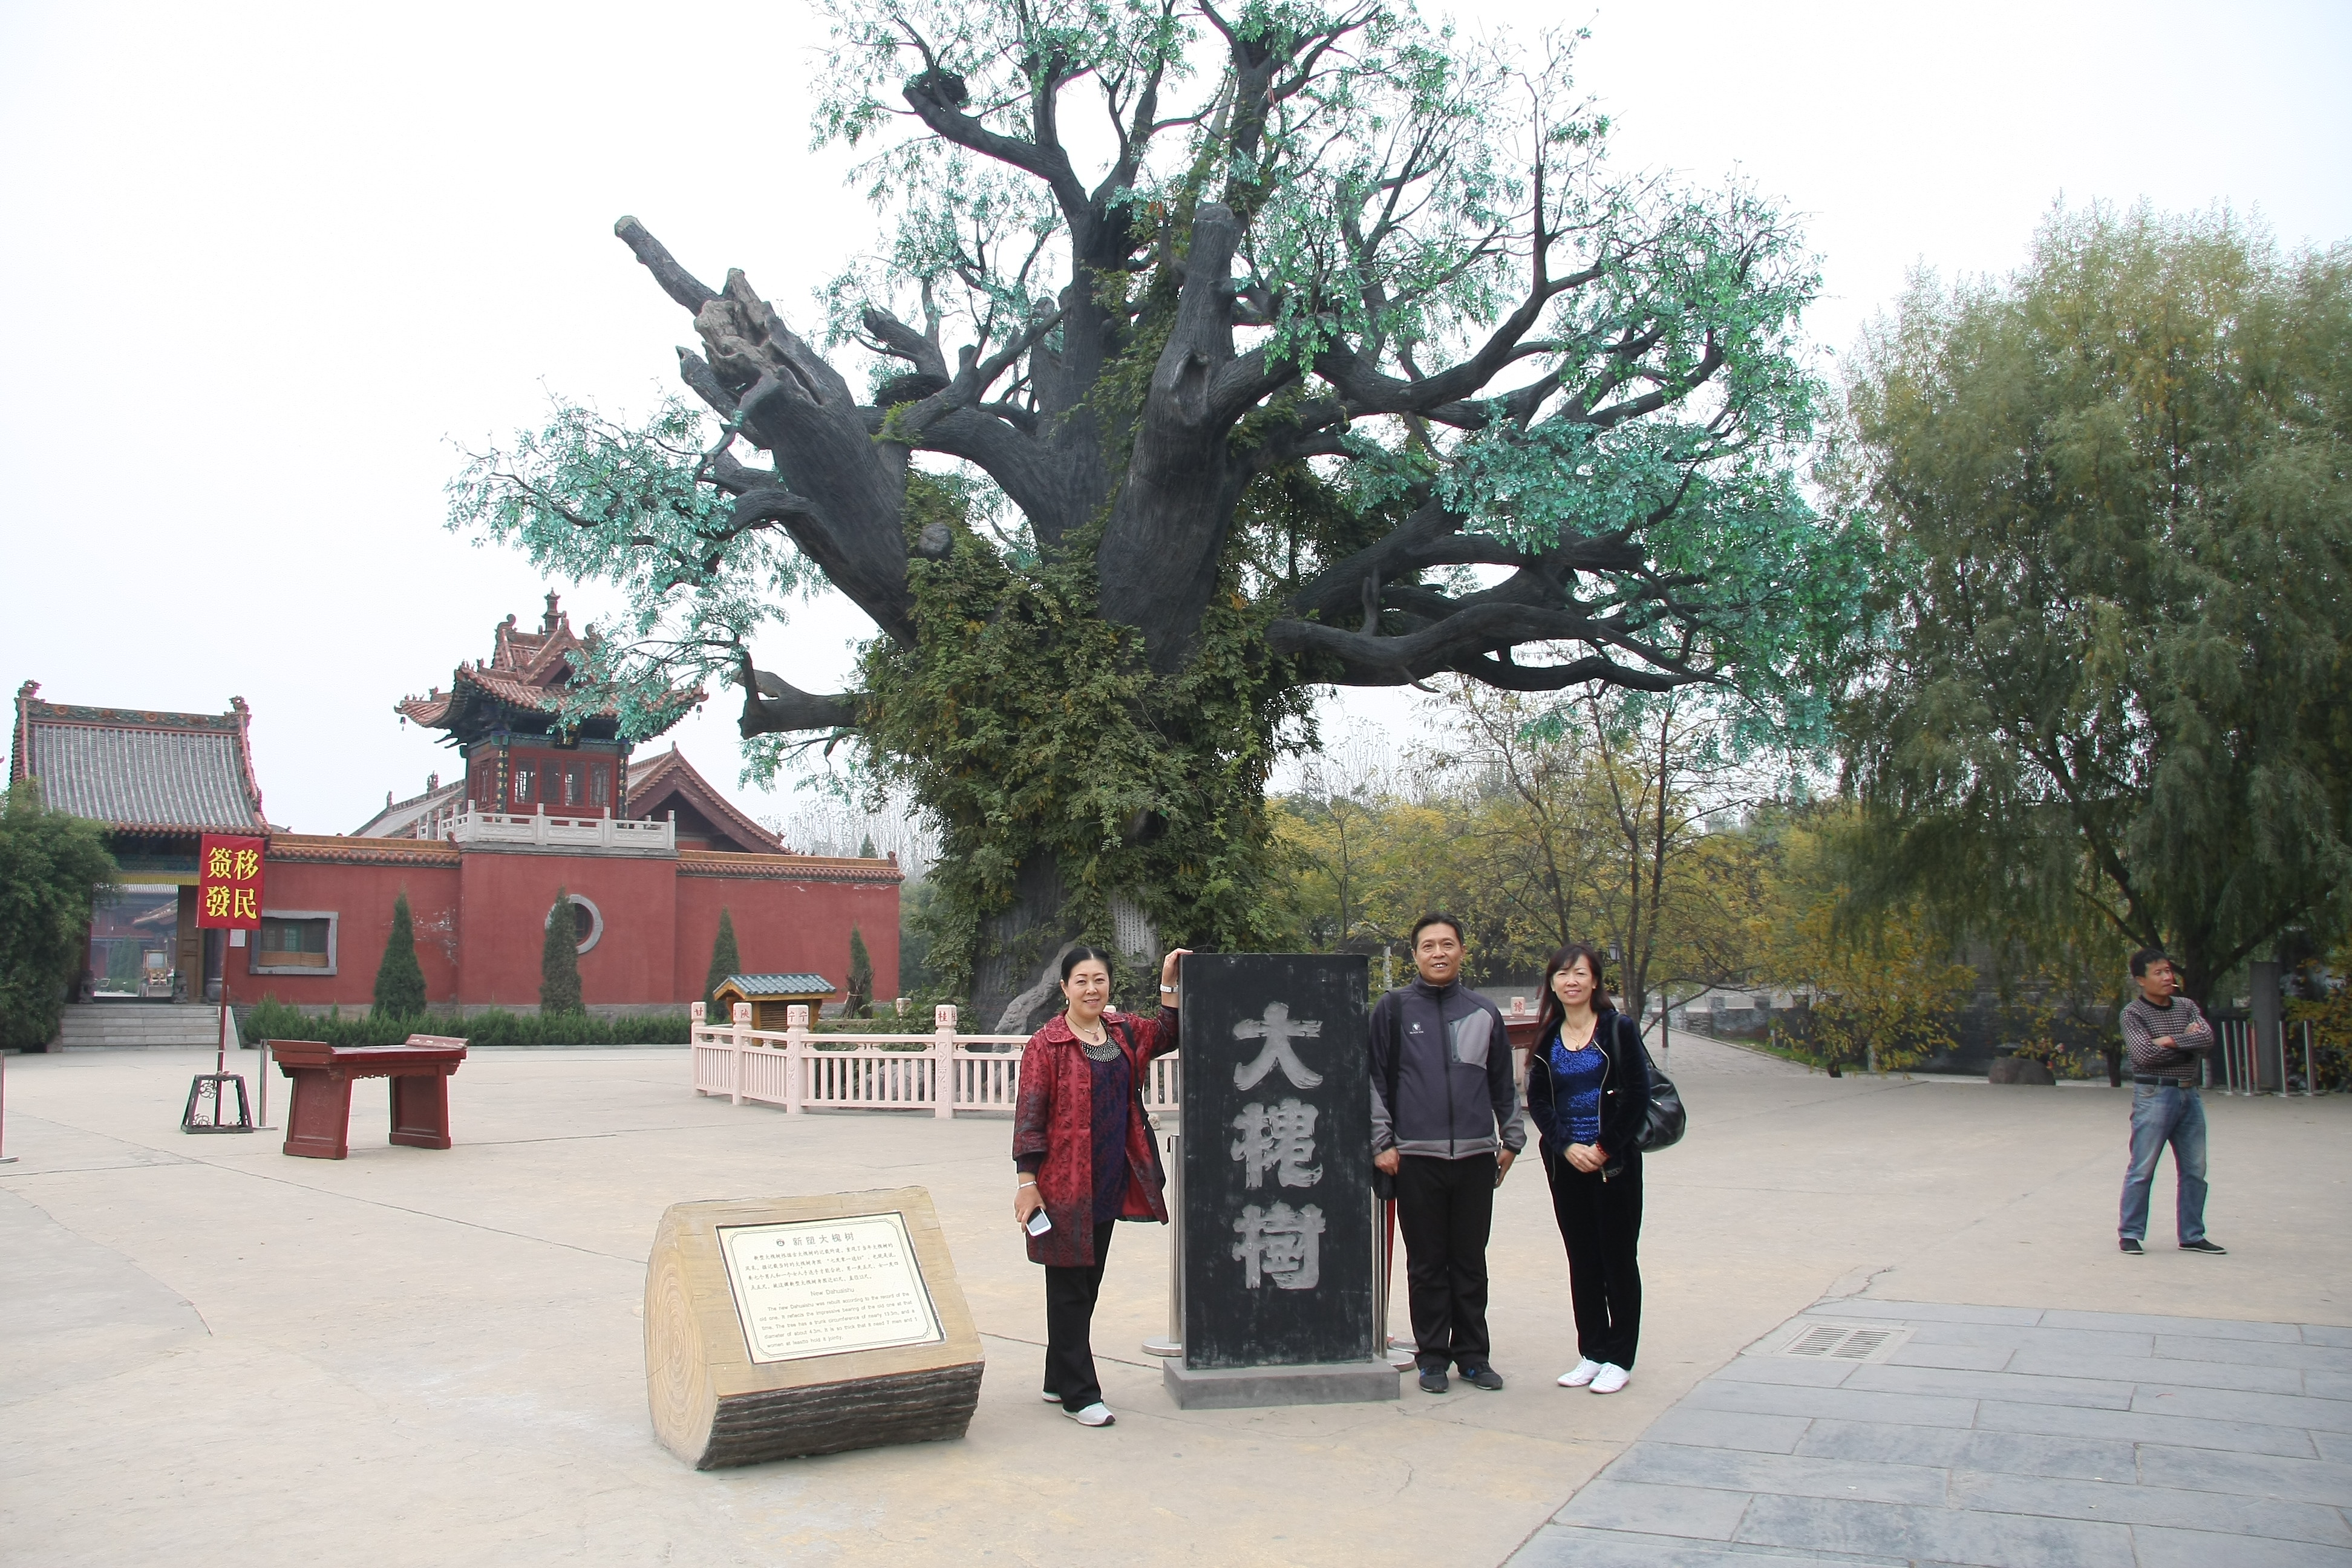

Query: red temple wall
[242,856,462,1009]
[456,851,679,1007]
[673,874,901,1004]
[249,840,897,1011]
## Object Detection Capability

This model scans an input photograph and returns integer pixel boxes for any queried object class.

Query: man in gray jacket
[1371,913,1527,1393]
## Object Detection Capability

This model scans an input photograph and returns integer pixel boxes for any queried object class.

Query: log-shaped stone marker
[644,1187,983,1468]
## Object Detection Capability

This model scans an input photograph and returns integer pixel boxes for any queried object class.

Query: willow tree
[1839,204,2352,1007]
[453,1,1856,1027]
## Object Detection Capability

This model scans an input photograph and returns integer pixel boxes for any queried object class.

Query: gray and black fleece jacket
[1368,978,1527,1161]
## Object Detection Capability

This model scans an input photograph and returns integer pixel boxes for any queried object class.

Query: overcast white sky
[2,1,2346,836]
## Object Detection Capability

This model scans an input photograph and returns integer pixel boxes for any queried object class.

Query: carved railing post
[730,1002,751,1105]
[933,1004,958,1120]
[785,1004,810,1114]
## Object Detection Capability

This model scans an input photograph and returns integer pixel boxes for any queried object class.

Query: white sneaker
[1589,1364,1630,1394]
[1558,1358,1603,1388]
[1040,1390,1061,1402]
[1063,1401,1116,1426]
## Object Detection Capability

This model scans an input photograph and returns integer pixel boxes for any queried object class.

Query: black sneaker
[1417,1367,1449,1394]
[2180,1238,2228,1255]
[1461,1364,1506,1391]
[2118,1237,2144,1255]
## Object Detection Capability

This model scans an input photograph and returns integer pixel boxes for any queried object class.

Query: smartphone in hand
[1025,1208,1053,1237]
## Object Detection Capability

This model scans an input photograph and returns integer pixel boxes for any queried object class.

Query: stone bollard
[933,1005,959,1120]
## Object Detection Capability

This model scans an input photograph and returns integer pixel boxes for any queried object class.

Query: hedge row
[237,995,693,1049]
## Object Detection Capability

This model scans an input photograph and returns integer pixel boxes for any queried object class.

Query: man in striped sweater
[2117,948,2226,1256]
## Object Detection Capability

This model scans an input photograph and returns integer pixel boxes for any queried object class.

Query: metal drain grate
[1780,1321,1910,1362]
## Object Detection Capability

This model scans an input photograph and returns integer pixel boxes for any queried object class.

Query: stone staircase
[54,1004,232,1050]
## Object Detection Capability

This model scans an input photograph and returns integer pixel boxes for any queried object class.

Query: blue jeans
[2118,1085,2209,1243]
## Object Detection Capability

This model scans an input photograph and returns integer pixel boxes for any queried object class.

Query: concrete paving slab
[2126,1523,2352,1568]
[1734,1492,2138,1568]
[1554,1477,1755,1538]
[2134,1442,2352,1504]
[1612,1442,1950,1505]
[1514,1298,2352,1568]
[1794,1421,2135,1479]
[1975,1397,2322,1455]
[1637,1407,1812,1455]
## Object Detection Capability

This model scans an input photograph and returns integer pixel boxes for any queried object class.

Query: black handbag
[1622,1016,1687,1152]
[1638,1065,1687,1151]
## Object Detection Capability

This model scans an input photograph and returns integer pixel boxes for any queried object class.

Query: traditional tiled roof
[626,745,785,854]
[351,776,466,840]
[397,593,599,729]
[11,682,268,834]
[266,832,462,869]
[713,973,837,999]
[676,849,904,883]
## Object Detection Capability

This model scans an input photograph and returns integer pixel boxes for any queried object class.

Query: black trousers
[1042,1220,1118,1407]
[1547,1149,1643,1370]
[1395,1152,1497,1371]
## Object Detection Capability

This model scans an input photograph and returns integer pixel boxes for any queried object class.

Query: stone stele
[644,1186,984,1469]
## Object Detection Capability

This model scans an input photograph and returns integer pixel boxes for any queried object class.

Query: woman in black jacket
[1523,941,1654,1394]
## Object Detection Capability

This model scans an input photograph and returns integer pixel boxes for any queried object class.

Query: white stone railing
[446,807,676,854]
[689,1003,1183,1119]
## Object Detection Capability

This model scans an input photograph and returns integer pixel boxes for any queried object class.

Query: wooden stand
[270,1037,468,1159]
[644,1187,983,1469]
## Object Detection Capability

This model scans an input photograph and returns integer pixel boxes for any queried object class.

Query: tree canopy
[1837,203,2352,1005]
[452,0,1864,1023]
[0,780,119,1048]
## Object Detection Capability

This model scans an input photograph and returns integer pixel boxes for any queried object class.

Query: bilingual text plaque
[717,1212,944,1364]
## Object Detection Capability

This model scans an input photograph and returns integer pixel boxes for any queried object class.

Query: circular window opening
[547,893,604,955]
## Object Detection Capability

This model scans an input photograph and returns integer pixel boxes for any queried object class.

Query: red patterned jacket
[1013,1007,1178,1267]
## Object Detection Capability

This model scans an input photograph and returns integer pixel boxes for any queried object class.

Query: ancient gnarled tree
[452,0,1855,1027]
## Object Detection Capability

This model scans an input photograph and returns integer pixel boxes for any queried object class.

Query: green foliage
[1757,806,1977,1074]
[240,995,692,1049]
[540,889,584,1016]
[845,926,874,1014]
[897,877,942,995]
[371,892,428,1019]
[1838,203,2352,1004]
[857,500,1311,996]
[0,780,119,1048]
[702,907,740,1015]
[446,396,812,743]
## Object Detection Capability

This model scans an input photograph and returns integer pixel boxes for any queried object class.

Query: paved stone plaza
[2,1037,2345,1566]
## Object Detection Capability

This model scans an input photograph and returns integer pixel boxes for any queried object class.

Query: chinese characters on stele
[1228,1002,1328,1292]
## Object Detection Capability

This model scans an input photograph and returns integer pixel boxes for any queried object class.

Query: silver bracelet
[1159,984,1177,993]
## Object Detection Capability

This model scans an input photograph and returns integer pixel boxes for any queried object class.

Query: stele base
[643,1186,984,1469]
[1163,1357,1400,1410]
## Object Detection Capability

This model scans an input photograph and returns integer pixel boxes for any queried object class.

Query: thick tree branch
[615,216,719,312]
[736,662,860,736]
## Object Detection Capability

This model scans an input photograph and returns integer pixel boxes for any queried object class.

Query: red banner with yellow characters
[197,833,267,929]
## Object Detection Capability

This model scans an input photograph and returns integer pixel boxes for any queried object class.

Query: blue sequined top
[1545,1032,1607,1145]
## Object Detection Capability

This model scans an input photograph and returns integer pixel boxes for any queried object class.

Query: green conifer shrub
[541,889,584,1016]
[846,926,873,1017]
[373,891,428,1018]
[703,907,739,1014]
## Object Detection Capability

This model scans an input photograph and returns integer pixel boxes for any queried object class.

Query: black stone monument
[1167,953,1394,1407]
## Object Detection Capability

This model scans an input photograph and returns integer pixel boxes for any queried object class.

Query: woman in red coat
[1011,943,1189,1426]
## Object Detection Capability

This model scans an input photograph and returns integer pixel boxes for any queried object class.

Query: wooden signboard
[644,1186,983,1468]
[1170,954,1391,1406]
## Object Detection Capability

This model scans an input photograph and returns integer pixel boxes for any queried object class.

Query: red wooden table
[270,1037,469,1160]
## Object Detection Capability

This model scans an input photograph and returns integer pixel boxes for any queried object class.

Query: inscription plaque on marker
[644,1187,983,1469]
[719,1214,944,1363]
